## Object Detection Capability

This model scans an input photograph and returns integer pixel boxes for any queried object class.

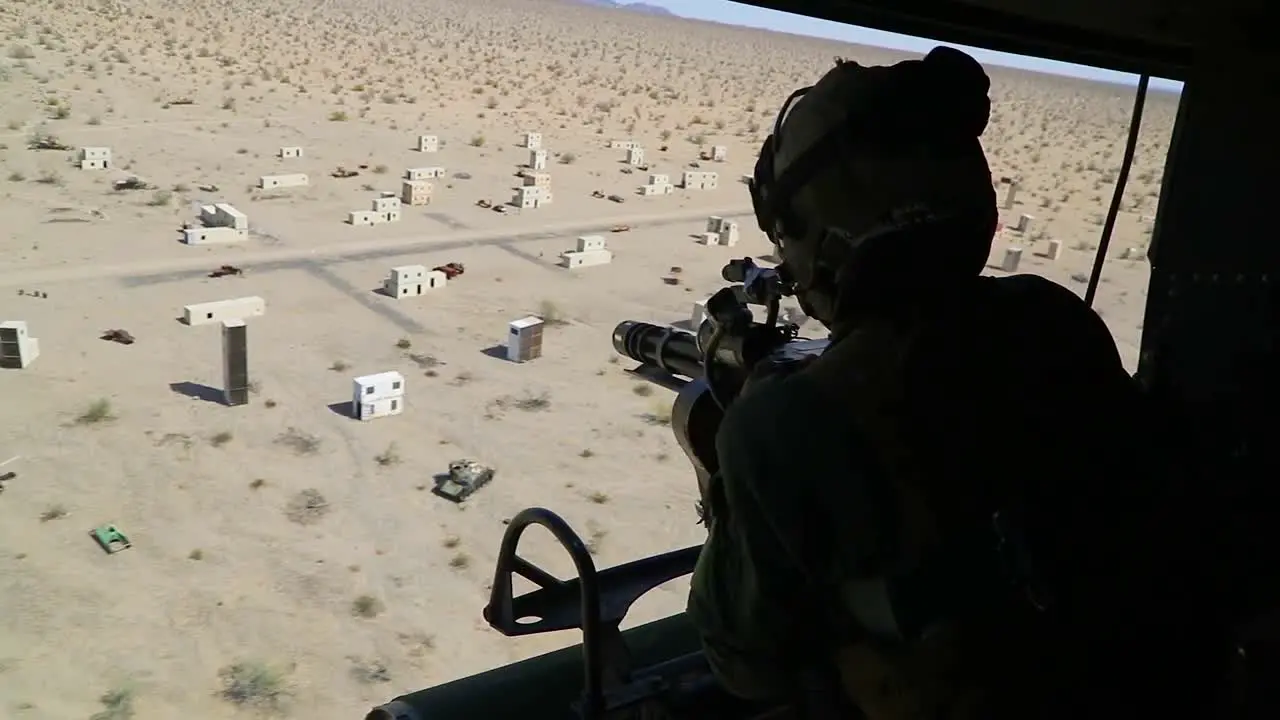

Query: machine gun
[366,258,819,720]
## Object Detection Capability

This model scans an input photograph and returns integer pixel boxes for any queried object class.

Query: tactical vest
[794,314,1048,720]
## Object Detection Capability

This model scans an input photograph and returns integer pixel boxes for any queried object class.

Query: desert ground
[0,0,1178,717]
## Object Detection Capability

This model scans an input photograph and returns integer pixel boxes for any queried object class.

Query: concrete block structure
[278,146,303,159]
[79,147,111,170]
[522,172,551,188]
[626,147,645,166]
[640,172,674,196]
[999,180,1019,209]
[0,321,39,370]
[529,149,547,170]
[221,319,249,406]
[384,265,446,298]
[184,203,248,245]
[405,167,446,180]
[711,145,727,162]
[1015,213,1035,233]
[559,235,612,268]
[682,170,719,190]
[513,185,552,209]
[705,216,739,246]
[348,194,402,226]
[417,135,439,152]
[523,132,542,150]
[352,371,405,421]
[1001,246,1023,272]
[609,140,640,150]
[258,173,308,189]
[401,179,433,206]
[183,296,266,327]
[1045,239,1063,261]
[507,317,544,363]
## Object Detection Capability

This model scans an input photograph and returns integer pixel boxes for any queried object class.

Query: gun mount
[367,507,776,720]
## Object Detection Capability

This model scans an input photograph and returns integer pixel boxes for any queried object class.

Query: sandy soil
[0,0,1176,717]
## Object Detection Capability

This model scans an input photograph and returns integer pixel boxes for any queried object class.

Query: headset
[747,50,993,295]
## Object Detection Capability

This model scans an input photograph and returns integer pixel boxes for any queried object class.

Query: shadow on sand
[169,381,224,404]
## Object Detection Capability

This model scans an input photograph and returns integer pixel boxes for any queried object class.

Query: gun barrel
[612,321,704,380]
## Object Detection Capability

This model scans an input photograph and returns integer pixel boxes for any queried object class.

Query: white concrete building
[711,145,727,162]
[384,265,446,298]
[626,147,645,166]
[184,203,248,245]
[522,172,551,188]
[507,317,544,363]
[529,149,547,170]
[523,132,542,149]
[513,185,553,209]
[401,179,433,206]
[0,320,39,370]
[352,371,405,421]
[417,135,439,152]
[258,173,308,189]
[405,167,446,180]
[278,146,303,159]
[183,296,266,327]
[79,147,111,170]
[682,171,719,190]
[349,194,402,226]
[559,235,612,268]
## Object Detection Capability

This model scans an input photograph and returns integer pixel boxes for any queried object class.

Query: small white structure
[1001,246,1023,273]
[1000,180,1020,209]
[626,147,645,166]
[559,235,613,268]
[259,173,308,190]
[384,265,446,298]
[352,371,405,421]
[711,145,728,162]
[1015,213,1035,233]
[640,172,674,196]
[507,316,544,363]
[703,216,739,246]
[529,149,547,170]
[405,166,446,180]
[278,146,303,159]
[513,185,553,209]
[401,179,433,206]
[640,182,675,196]
[522,172,551,188]
[184,203,248,245]
[718,221,739,247]
[417,135,439,152]
[522,132,542,150]
[183,296,266,327]
[682,171,719,190]
[0,320,39,370]
[609,140,640,150]
[79,147,111,170]
[349,194,402,226]
[1045,239,1063,261]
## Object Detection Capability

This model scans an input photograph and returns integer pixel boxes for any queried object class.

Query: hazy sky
[633,0,1184,93]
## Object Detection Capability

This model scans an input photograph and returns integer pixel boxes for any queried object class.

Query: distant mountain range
[572,0,677,17]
